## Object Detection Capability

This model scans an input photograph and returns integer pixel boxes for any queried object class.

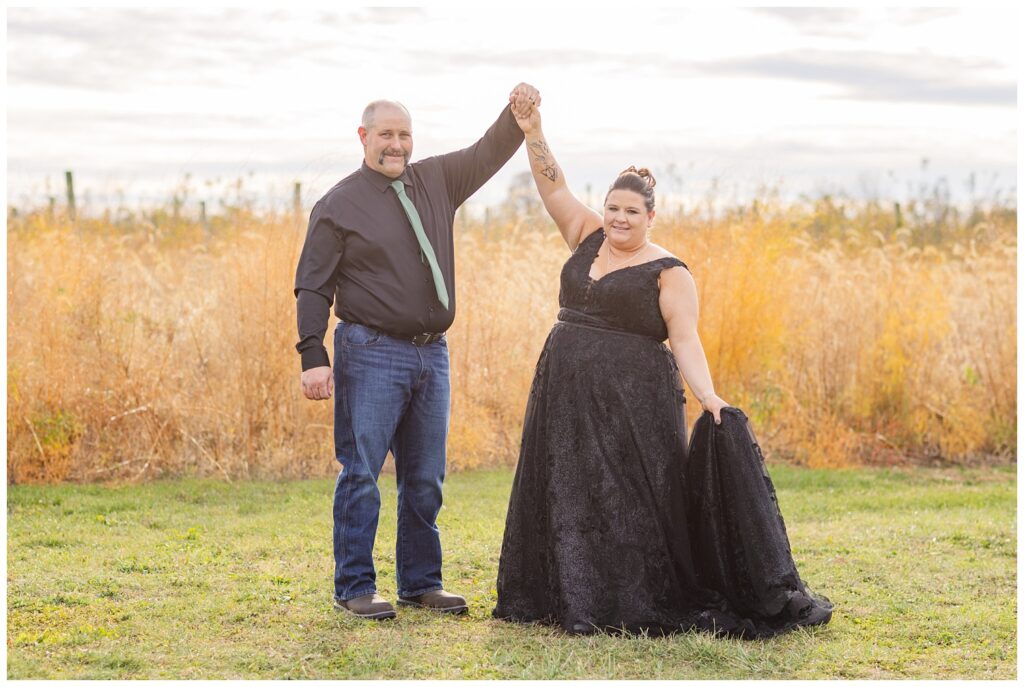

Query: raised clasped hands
[509,82,541,134]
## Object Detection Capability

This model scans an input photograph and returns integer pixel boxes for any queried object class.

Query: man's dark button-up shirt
[294,105,524,370]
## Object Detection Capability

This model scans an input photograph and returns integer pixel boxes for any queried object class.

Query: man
[294,83,541,620]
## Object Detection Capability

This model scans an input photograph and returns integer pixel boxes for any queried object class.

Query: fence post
[65,170,76,221]
[48,196,56,221]
[199,200,209,234]
[293,182,302,219]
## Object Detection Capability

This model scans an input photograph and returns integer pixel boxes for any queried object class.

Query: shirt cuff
[300,346,331,371]
[501,103,524,139]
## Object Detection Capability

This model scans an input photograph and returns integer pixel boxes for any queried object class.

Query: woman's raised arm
[510,90,602,250]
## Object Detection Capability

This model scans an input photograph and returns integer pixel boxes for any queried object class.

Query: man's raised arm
[439,82,541,207]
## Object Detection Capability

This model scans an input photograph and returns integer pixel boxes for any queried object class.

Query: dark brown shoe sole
[333,597,397,620]
[396,598,468,615]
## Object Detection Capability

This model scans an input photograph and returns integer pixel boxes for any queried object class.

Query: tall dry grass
[662,206,1016,467]
[6,191,1016,482]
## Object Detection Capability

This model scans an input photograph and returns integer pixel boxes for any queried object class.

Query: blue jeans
[331,322,450,601]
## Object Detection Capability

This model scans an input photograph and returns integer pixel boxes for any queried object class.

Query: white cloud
[5,6,1017,209]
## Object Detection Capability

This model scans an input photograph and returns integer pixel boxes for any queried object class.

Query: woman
[493,94,832,638]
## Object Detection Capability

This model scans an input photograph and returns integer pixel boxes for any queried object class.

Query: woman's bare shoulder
[649,243,689,267]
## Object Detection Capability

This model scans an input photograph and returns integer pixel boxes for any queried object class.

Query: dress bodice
[558,228,689,341]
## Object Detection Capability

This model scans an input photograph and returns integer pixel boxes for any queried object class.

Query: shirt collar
[360,161,414,193]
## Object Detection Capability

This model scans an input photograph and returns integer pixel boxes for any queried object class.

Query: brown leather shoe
[397,589,468,614]
[333,592,397,620]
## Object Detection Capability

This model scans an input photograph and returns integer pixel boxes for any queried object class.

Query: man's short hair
[361,100,412,130]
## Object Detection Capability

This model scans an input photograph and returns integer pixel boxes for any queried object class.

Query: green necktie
[390,179,449,310]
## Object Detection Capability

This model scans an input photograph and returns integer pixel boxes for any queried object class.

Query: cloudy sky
[5,5,1018,213]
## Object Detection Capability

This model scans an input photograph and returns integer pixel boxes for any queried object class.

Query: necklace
[605,239,650,270]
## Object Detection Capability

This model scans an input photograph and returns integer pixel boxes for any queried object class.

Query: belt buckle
[411,332,434,346]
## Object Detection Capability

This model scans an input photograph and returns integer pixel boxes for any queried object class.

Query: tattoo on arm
[527,139,560,183]
[528,140,551,157]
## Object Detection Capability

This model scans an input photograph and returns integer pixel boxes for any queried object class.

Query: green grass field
[6,465,1016,679]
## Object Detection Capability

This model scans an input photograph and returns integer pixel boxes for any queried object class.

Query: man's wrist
[300,347,331,372]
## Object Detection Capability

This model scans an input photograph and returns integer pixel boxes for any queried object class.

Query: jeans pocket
[342,323,383,347]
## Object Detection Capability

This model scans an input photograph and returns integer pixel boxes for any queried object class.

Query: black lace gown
[493,229,832,638]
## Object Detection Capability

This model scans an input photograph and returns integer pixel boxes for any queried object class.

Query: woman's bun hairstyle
[606,165,656,212]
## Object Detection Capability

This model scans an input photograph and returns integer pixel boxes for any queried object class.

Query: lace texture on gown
[493,229,832,637]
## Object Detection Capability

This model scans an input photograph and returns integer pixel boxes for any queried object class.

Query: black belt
[391,331,445,346]
[344,321,445,346]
